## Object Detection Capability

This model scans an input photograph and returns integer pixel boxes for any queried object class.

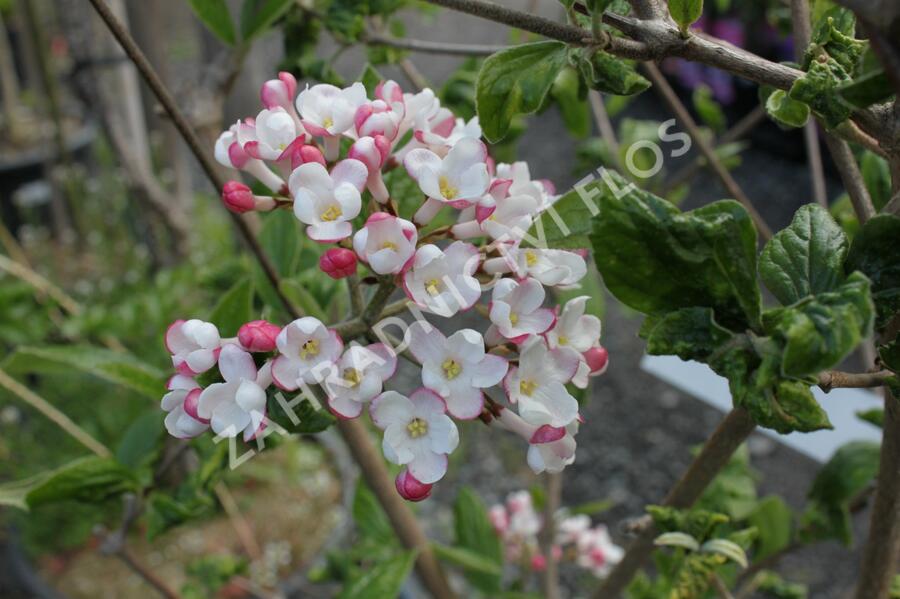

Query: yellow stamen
[442,358,462,380]
[321,204,342,222]
[426,279,441,296]
[520,380,537,396]
[300,339,320,359]
[439,175,458,199]
[381,241,397,251]
[525,250,538,267]
[323,117,333,129]
[558,336,569,346]
[509,312,519,325]
[343,368,362,387]
[407,417,429,438]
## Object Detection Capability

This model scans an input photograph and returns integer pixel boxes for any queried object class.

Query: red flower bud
[395,468,433,502]
[222,181,255,213]
[238,320,281,352]
[583,346,609,375]
[319,248,358,279]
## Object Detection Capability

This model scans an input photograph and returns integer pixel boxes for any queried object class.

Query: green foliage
[432,543,504,577]
[801,441,880,545]
[641,308,734,362]
[181,554,248,599]
[352,483,396,544]
[572,48,651,96]
[476,41,569,142]
[747,496,793,559]
[452,487,504,593]
[692,85,726,132]
[845,214,900,332]
[551,67,591,139]
[764,89,810,128]
[337,550,417,599]
[755,571,808,599]
[240,0,295,41]
[187,0,237,45]
[669,0,704,33]
[115,409,165,474]
[0,457,136,510]
[209,278,255,336]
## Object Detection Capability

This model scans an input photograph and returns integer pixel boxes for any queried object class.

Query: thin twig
[593,408,757,598]
[0,366,112,458]
[817,369,894,392]
[214,481,263,560]
[712,574,736,599]
[642,63,774,240]
[84,0,298,318]
[588,90,621,168]
[822,134,876,223]
[540,472,563,599]
[0,254,82,315]
[116,546,184,599]
[363,32,503,56]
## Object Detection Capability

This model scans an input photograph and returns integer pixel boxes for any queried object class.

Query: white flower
[290,159,367,242]
[547,296,602,388]
[214,121,285,192]
[370,388,459,484]
[484,247,587,287]
[556,514,591,546]
[260,72,301,128]
[503,339,579,428]
[403,242,481,317]
[161,375,207,438]
[296,82,368,138]
[407,322,508,419]
[271,317,344,389]
[481,193,541,242]
[238,107,301,161]
[166,319,221,375]
[494,406,580,474]
[352,213,418,275]
[323,343,398,418]
[404,138,491,224]
[197,345,271,440]
[576,525,624,578]
[355,98,404,140]
[415,113,481,151]
[488,278,555,342]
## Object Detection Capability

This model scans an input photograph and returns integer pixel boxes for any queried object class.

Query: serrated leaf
[700,538,748,568]
[759,204,848,306]
[669,0,704,32]
[337,550,416,599]
[240,0,294,41]
[0,457,136,511]
[432,543,504,576]
[763,272,873,377]
[765,89,810,128]
[575,49,651,96]
[789,56,852,129]
[188,0,237,45]
[3,345,165,400]
[845,214,900,331]
[209,278,255,337]
[655,531,700,551]
[640,307,735,362]
[453,487,503,593]
[590,171,761,330]
[476,41,569,142]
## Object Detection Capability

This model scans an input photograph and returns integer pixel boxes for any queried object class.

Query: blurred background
[0,0,890,597]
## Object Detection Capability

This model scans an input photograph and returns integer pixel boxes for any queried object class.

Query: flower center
[321,205,342,222]
[509,312,519,325]
[426,278,442,296]
[520,380,537,396]
[407,417,429,438]
[524,250,538,267]
[323,116,334,129]
[438,175,458,199]
[380,241,397,251]
[558,335,568,346]
[300,339,320,359]
[442,358,462,380]
[342,367,362,387]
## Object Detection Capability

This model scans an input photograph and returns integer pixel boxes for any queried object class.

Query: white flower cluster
[162,73,611,498]
[489,491,624,578]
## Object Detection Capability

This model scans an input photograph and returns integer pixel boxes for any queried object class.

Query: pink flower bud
[375,79,403,104]
[530,554,547,572]
[260,71,297,110]
[348,135,391,171]
[290,143,327,169]
[238,320,281,352]
[395,468,432,502]
[583,346,609,375]
[530,424,567,444]
[182,388,210,424]
[319,248,358,279]
[222,181,255,213]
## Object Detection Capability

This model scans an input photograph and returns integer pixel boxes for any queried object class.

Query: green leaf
[802,441,879,545]
[590,171,761,329]
[845,214,900,331]
[115,409,165,472]
[0,457,136,511]
[789,56,852,129]
[669,0,704,32]
[338,550,417,599]
[654,531,700,551]
[879,339,900,373]
[759,204,849,306]
[360,63,384,97]
[187,0,237,45]
[700,538,748,568]
[259,210,302,277]
[756,571,808,599]
[453,487,503,593]
[640,307,735,362]
[693,85,726,132]
[209,278,254,337]
[575,49,651,96]
[324,0,366,41]
[240,0,294,41]
[432,543,504,576]
[551,67,591,138]
[861,151,891,211]
[763,272,873,377]
[747,496,793,559]
[647,505,729,540]
[526,181,597,250]
[352,482,394,543]
[838,68,894,110]
[279,279,327,322]
[764,89,810,128]
[856,408,884,428]
[3,345,165,400]
[476,41,569,143]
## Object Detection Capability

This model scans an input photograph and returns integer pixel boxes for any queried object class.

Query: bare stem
[116,546,184,599]
[363,32,502,56]
[540,472,563,599]
[817,369,894,392]
[588,90,621,168]
[593,408,756,599]
[823,134,876,223]
[213,482,263,561]
[642,63,774,240]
